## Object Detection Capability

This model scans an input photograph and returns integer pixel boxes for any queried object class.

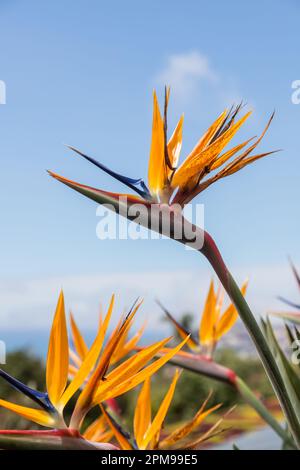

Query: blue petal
[0,369,54,412]
[67,146,152,199]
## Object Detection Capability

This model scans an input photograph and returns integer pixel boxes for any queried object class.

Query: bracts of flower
[158,279,248,358]
[0,293,223,450]
[48,88,275,210]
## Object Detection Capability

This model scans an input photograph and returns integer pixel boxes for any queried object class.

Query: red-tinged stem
[168,353,237,385]
[0,428,119,450]
[0,429,80,437]
[168,351,293,445]
[199,229,300,448]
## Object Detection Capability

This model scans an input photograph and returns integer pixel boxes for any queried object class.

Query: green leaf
[263,318,300,418]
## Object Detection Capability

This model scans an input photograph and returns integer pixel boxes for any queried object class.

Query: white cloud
[155,50,246,109]
[155,51,217,102]
[0,263,296,334]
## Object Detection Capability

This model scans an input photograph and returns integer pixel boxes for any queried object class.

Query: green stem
[236,377,295,448]
[200,230,300,448]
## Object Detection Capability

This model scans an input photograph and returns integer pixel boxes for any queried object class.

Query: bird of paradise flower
[66,319,225,449]
[101,372,224,450]
[159,279,248,357]
[0,292,187,449]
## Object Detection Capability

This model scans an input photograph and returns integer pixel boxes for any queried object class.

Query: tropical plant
[0,292,186,449]
[49,89,300,447]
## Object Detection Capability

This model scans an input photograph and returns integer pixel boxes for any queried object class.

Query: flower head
[160,279,248,356]
[0,292,187,434]
[48,88,276,213]
[100,371,221,450]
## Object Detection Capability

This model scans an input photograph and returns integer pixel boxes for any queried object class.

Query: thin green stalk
[236,377,295,448]
[200,230,300,448]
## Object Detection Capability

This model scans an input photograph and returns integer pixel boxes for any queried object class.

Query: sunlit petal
[46,291,69,407]
[167,115,184,171]
[97,336,188,403]
[83,415,113,442]
[172,112,251,190]
[70,313,88,360]
[215,281,248,340]
[141,370,180,449]
[160,396,221,448]
[0,399,55,427]
[199,280,217,344]
[60,295,115,407]
[134,377,151,449]
[148,91,166,196]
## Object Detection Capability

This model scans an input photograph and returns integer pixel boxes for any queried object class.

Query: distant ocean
[0,329,161,359]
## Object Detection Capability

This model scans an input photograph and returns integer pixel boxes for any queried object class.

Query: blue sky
[0,0,299,340]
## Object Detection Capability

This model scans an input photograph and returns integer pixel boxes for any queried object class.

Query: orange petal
[73,302,141,423]
[159,393,221,448]
[111,322,146,365]
[97,336,188,403]
[46,291,69,408]
[141,370,180,449]
[70,313,88,360]
[215,281,248,340]
[172,112,251,190]
[185,109,228,161]
[210,137,254,171]
[167,115,184,171]
[134,378,151,448]
[0,399,55,427]
[60,295,115,408]
[199,280,217,344]
[148,91,166,196]
[83,414,113,442]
